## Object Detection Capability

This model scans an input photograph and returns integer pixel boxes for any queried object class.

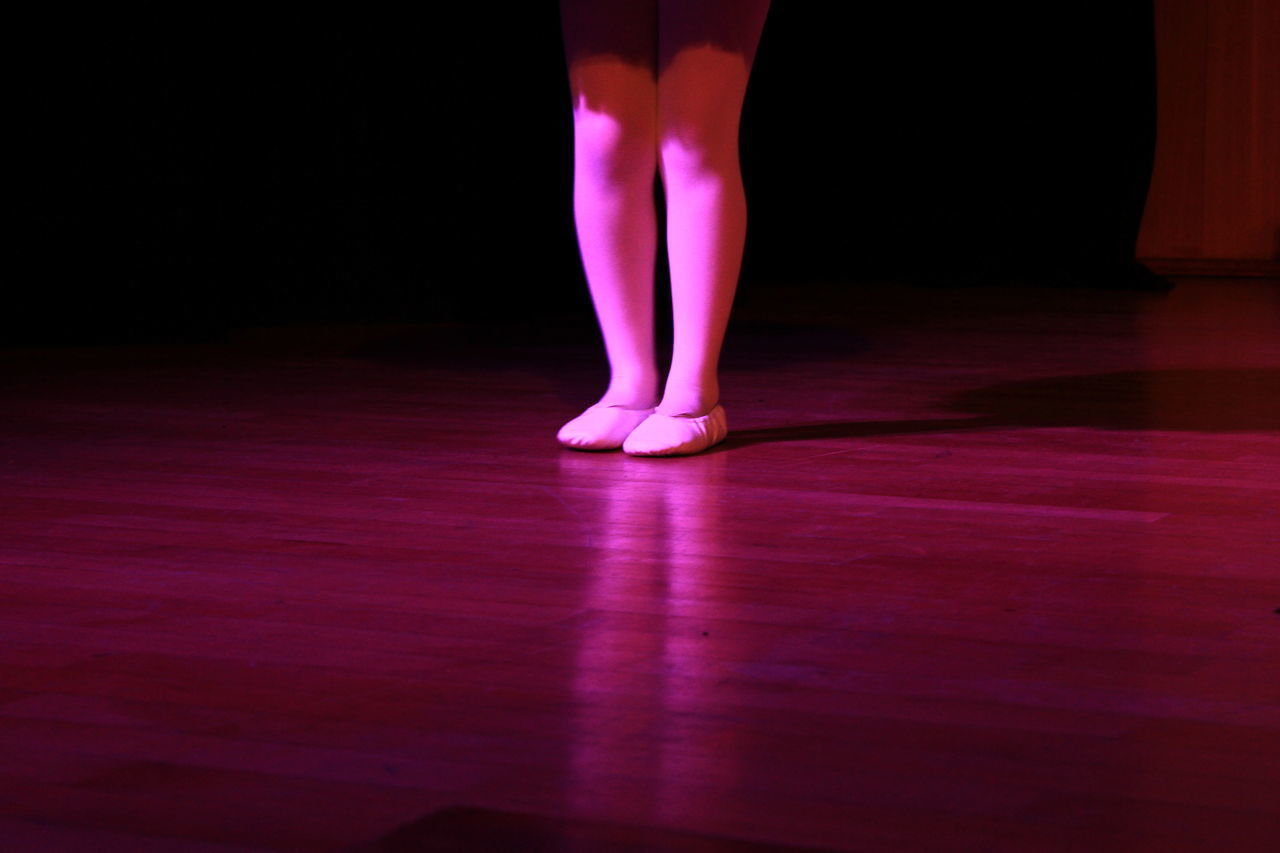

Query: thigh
[657,0,770,71]
[656,0,770,136]
[561,0,658,72]
[561,0,659,120]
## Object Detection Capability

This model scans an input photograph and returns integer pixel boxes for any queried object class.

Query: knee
[658,130,739,187]
[656,46,751,185]
[573,109,656,187]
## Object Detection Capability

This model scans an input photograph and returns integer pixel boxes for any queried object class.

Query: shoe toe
[622,405,727,457]
[557,405,654,451]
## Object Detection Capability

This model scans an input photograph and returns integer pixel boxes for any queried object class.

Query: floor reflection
[557,449,737,827]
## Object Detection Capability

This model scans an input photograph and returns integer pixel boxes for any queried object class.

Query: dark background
[19,2,1160,346]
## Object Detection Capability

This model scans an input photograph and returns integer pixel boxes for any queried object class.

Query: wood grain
[1,279,1278,852]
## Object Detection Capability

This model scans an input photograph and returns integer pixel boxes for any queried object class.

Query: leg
[655,0,770,418]
[557,0,662,450]
[622,0,770,456]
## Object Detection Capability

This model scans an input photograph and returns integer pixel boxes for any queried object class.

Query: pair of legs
[558,0,770,453]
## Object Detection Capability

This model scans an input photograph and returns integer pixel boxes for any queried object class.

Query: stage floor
[1,279,1278,852]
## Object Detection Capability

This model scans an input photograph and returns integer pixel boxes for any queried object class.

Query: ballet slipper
[557,403,655,451]
[622,404,728,457]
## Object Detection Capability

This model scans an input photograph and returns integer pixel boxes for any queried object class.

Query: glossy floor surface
[2,279,1278,852]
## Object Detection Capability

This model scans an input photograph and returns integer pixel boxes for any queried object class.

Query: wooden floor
[1,278,1278,852]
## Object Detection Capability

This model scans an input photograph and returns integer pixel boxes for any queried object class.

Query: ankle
[598,381,659,410]
[654,387,719,418]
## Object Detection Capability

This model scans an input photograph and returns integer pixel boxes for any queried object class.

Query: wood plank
[1,279,1277,852]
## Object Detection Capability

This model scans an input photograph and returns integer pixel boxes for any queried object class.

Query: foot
[557,403,655,451]
[622,404,728,457]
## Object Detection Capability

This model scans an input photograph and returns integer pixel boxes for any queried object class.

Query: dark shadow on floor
[726,368,1280,449]
[950,368,1280,431]
[346,806,838,853]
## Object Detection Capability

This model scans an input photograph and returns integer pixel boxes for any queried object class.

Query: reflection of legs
[655,0,769,419]
[558,1,661,450]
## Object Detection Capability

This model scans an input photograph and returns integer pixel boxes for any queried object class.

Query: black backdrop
[19,2,1160,346]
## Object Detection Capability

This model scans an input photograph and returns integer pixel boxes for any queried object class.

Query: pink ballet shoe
[557,403,655,451]
[622,404,728,457]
